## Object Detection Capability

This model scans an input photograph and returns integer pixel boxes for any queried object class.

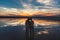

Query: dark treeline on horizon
[0,16,60,21]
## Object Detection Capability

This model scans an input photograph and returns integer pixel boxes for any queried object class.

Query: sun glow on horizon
[0,7,60,16]
[0,11,57,16]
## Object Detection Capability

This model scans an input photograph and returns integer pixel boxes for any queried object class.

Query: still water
[0,18,60,40]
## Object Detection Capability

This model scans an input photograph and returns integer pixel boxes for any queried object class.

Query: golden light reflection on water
[37,30,49,35]
[0,18,60,35]
[0,18,60,26]
[33,19,60,25]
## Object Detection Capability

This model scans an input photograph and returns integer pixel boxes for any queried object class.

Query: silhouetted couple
[25,18,34,40]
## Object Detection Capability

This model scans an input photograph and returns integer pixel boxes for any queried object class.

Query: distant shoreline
[0,16,60,21]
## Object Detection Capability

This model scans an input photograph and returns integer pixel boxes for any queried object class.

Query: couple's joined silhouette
[25,18,34,40]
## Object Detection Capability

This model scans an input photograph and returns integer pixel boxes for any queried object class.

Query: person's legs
[26,28,30,40]
[30,27,34,40]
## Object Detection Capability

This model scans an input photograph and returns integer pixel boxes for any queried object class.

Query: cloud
[0,7,60,17]
[0,7,18,13]
[37,0,60,6]
[0,0,60,10]
[21,2,32,9]
[20,0,60,12]
[0,0,60,16]
[37,0,51,5]
[37,0,60,8]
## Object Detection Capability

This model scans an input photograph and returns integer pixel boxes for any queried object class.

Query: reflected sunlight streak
[0,18,59,27]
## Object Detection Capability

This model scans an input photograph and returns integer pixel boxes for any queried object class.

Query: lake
[0,18,60,40]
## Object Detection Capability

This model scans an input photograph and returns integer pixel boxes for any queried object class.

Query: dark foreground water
[0,18,60,40]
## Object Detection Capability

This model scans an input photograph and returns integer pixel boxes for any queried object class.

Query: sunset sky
[0,0,60,16]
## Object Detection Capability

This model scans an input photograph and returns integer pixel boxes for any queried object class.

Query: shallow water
[0,18,60,40]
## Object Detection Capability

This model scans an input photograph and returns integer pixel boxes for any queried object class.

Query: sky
[0,0,60,16]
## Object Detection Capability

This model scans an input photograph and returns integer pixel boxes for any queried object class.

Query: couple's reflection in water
[25,18,34,40]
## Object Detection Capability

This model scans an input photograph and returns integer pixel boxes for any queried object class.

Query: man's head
[28,17,32,20]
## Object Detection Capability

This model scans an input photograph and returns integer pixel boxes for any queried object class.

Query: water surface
[0,18,60,40]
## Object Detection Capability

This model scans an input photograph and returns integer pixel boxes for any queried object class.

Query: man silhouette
[25,18,34,40]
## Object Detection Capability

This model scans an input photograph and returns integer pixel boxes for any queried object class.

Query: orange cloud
[0,9,58,16]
